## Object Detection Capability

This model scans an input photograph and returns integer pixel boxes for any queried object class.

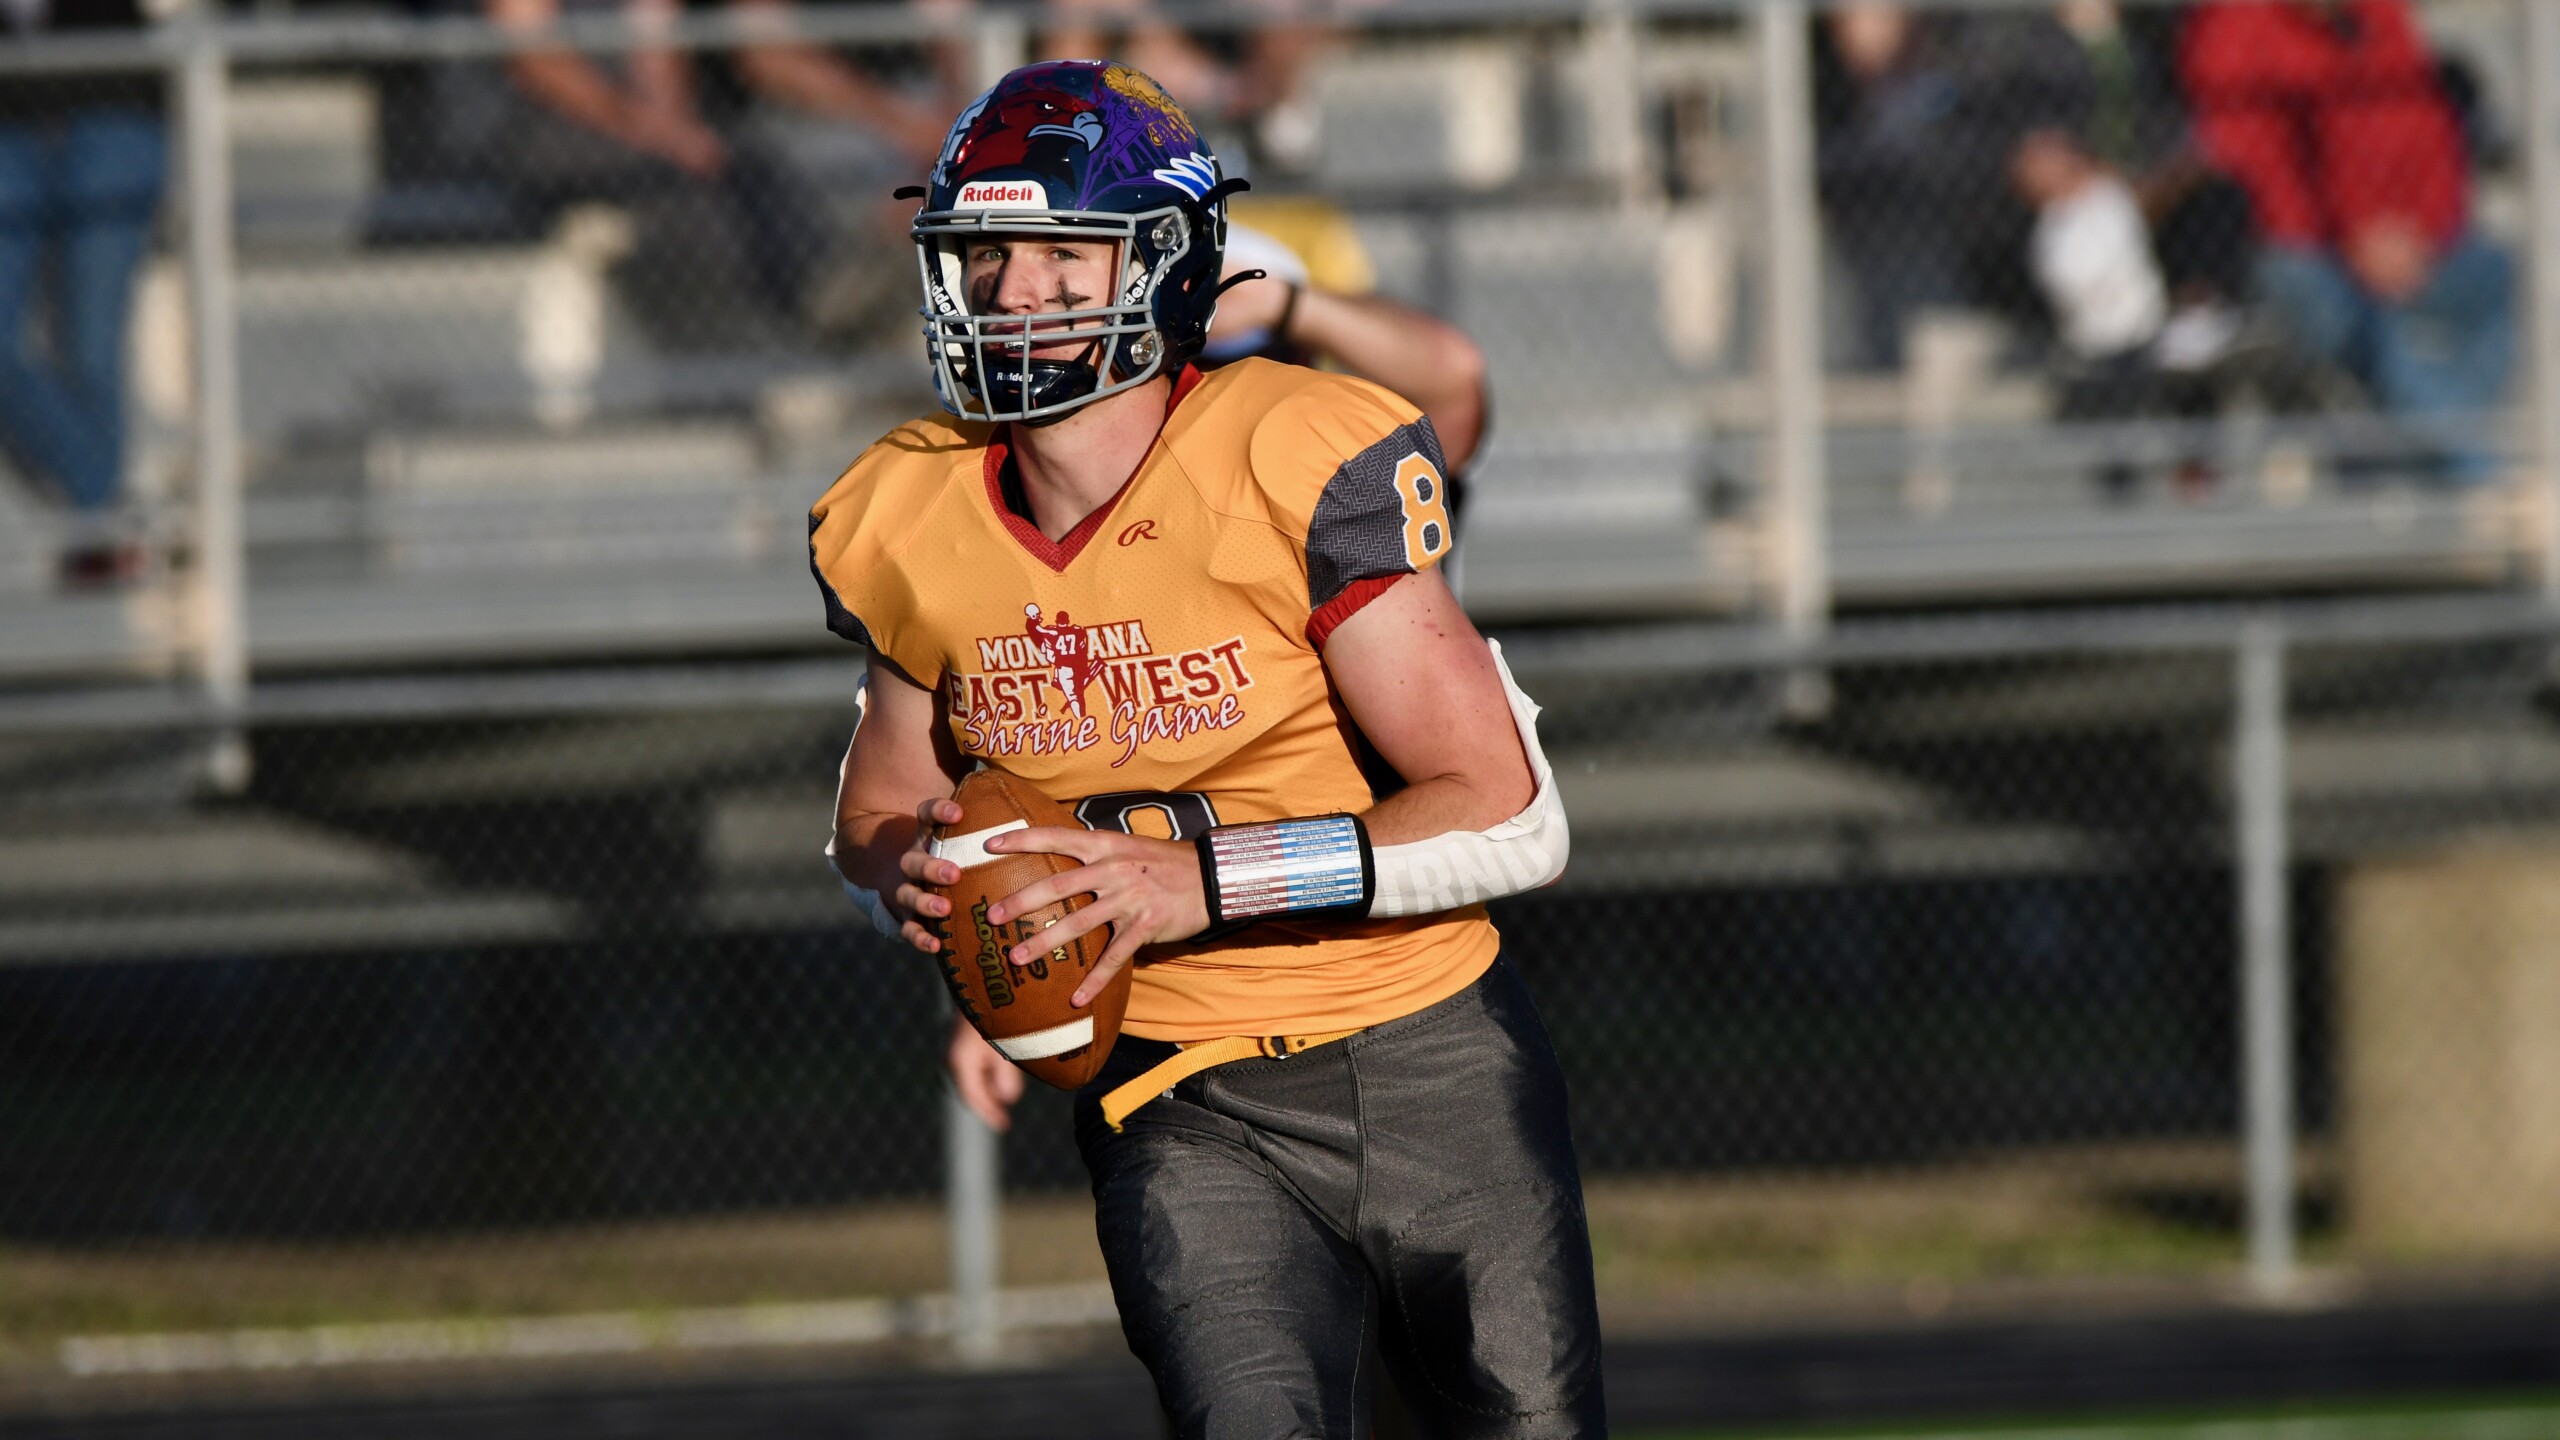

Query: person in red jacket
[2180,0,2513,482]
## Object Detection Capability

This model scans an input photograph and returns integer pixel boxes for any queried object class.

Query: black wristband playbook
[1191,814,1376,941]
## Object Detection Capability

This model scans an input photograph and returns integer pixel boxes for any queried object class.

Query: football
[927,768,1126,1090]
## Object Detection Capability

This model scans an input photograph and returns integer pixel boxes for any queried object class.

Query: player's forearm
[510,53,635,134]
[1357,767,1532,847]
[1195,756,1557,933]
[738,45,886,122]
[830,805,927,899]
[629,45,698,114]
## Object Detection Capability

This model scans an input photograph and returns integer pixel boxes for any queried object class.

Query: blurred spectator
[0,0,165,587]
[1815,4,1966,370]
[2048,0,2255,364]
[468,0,950,355]
[1814,4,2083,370]
[722,0,971,336]
[727,0,956,160]
[1207,218,1487,473]
[2000,2,2274,499]
[2181,0,2515,483]
[2010,124,2167,497]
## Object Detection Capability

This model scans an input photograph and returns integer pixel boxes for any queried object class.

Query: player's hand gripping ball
[927,769,1128,1089]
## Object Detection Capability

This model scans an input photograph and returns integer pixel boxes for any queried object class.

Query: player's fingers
[893,881,951,920]
[985,824,1098,861]
[954,1060,1012,1131]
[1072,939,1137,1009]
[985,863,1096,926]
[901,917,942,954]
[899,850,961,889]
[914,797,963,830]
[946,1025,1014,1131]
[1006,902,1110,965]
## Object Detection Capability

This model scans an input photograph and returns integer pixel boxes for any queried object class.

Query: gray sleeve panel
[808,512,876,648]
[1304,418,1447,611]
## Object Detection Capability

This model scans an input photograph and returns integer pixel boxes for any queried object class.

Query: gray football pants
[1073,956,1608,1439]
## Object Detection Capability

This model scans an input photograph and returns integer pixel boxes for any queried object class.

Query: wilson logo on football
[955,180,1047,210]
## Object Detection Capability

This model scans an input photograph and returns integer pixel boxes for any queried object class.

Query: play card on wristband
[1196,815,1374,929]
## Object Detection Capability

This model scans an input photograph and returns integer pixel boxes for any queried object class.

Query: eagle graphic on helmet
[912,61,1239,424]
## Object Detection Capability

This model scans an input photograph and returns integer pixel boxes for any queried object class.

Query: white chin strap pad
[1366,639,1569,917]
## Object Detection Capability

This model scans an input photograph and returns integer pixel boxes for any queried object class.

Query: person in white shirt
[2017,127,2166,363]
[2011,122,2216,499]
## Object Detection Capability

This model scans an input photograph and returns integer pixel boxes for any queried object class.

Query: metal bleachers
[0,31,2548,687]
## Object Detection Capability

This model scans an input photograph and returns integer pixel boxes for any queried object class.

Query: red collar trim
[982,366,1206,574]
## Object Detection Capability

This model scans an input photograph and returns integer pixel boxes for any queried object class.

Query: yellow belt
[1099,1026,1367,1132]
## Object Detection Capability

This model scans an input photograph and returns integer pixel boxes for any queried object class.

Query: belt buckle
[1265,1034,1293,1059]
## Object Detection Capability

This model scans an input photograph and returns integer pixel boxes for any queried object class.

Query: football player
[818,61,1602,1438]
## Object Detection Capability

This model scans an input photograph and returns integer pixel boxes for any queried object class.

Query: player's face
[964,235,1122,361]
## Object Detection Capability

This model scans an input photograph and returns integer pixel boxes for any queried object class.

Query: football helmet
[912,61,1236,424]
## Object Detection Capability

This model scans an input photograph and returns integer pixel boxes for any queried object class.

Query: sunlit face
[963,235,1122,361]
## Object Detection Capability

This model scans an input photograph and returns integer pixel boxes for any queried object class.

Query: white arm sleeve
[824,672,908,940]
[1366,639,1569,917]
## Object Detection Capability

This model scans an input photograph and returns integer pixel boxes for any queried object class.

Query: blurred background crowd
[1818,0,2511,493]
[3,0,2550,619]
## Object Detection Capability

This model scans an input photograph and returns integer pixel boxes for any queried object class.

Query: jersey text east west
[951,606,1255,767]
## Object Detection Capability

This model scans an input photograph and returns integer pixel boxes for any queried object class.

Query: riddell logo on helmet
[957,180,1047,210]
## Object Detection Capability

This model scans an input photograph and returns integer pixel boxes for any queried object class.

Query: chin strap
[1196,176,1252,210]
[1211,267,1270,301]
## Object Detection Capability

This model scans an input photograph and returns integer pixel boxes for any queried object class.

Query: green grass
[1628,1390,2560,1439]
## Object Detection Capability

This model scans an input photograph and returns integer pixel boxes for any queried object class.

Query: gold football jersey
[810,359,1497,1042]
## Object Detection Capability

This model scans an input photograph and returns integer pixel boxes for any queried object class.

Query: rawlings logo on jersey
[951,603,1255,767]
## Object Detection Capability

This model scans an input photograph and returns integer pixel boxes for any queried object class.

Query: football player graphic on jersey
[1025,604,1097,720]
[817,61,1603,1438]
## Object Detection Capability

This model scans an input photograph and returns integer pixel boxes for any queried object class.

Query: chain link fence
[9,605,2560,1395]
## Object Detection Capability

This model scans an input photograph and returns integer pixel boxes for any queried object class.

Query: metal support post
[946,1075,1001,1364]
[1582,0,1647,208]
[2234,619,2297,1297]
[179,25,251,791]
[2524,0,2560,601]
[971,8,1027,91]
[1754,0,1828,653]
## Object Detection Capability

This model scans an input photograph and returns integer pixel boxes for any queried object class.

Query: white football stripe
[992,1017,1095,1062]
[930,820,1027,870]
